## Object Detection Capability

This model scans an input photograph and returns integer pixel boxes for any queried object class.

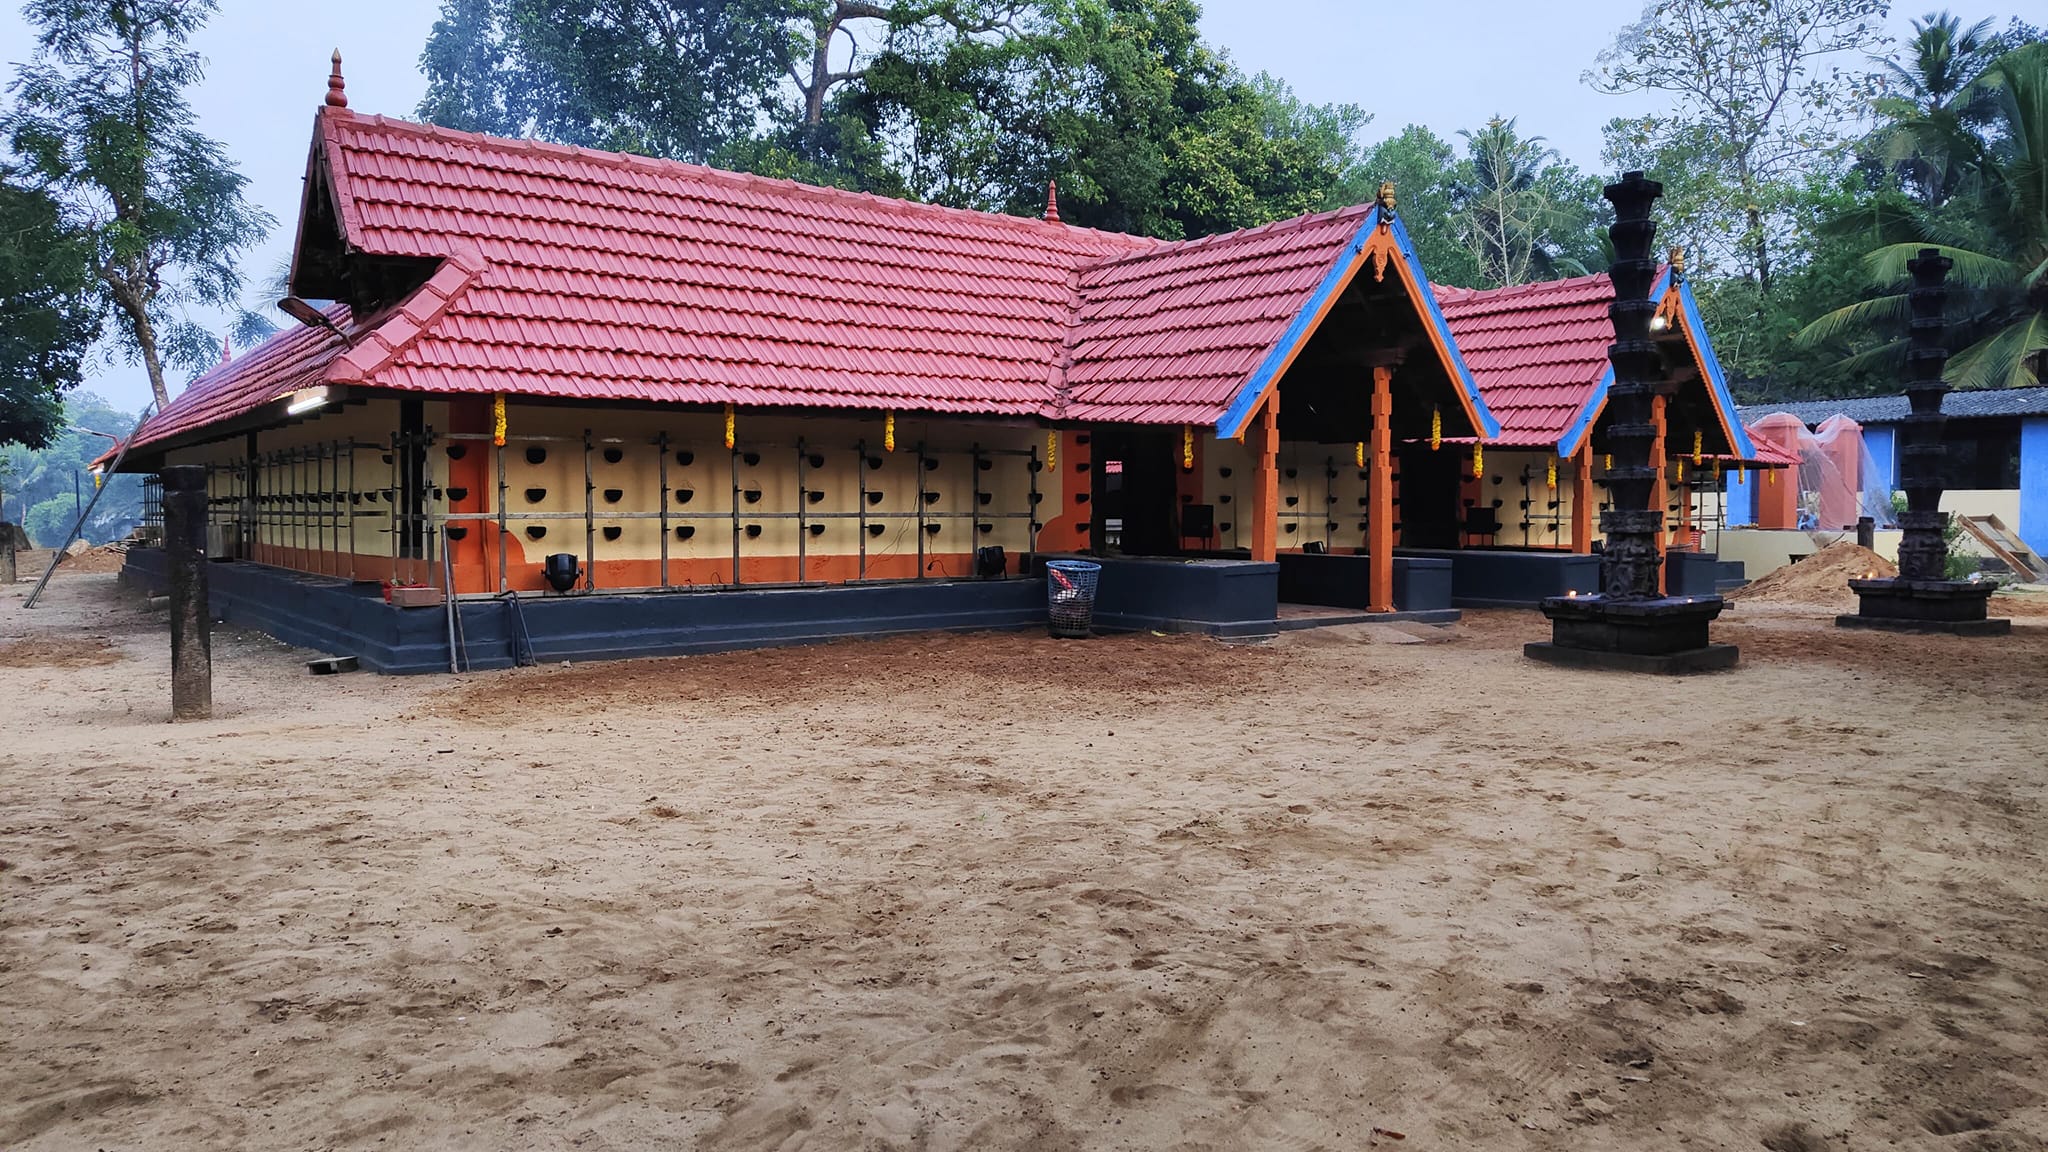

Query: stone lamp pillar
[1838,249,2010,635]
[1525,172,1738,673]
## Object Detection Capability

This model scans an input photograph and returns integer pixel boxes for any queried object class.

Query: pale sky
[0,0,2019,415]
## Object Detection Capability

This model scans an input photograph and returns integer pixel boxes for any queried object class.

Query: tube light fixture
[285,386,333,415]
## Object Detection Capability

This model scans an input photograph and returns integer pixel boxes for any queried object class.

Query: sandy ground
[4,573,2047,1152]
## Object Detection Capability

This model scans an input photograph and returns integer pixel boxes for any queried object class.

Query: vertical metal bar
[347,441,357,578]
[971,443,983,561]
[729,443,741,588]
[496,438,508,594]
[425,427,439,589]
[582,428,595,591]
[915,440,927,580]
[389,433,400,585]
[857,438,868,582]
[657,431,670,589]
[795,439,808,586]
[1027,441,1041,558]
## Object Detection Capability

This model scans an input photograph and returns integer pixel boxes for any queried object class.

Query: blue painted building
[1732,386,2048,557]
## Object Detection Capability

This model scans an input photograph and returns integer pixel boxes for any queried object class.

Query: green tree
[1349,125,1480,287]
[1799,43,2048,391]
[4,0,273,412]
[1453,117,1603,287]
[1589,0,1888,297]
[0,166,100,449]
[0,392,143,544]
[1867,11,2002,206]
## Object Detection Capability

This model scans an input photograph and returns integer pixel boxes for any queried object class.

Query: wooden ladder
[1959,514,2045,582]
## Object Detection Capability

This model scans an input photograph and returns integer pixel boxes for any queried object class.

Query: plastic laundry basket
[1046,559,1101,639]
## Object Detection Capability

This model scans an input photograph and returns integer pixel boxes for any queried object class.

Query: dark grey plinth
[1836,577,2010,635]
[1526,593,1739,674]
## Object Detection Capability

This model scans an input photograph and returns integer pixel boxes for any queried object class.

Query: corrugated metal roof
[125,107,1495,455]
[1739,385,2048,427]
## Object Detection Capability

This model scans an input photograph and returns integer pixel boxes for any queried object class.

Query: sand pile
[1727,540,1896,608]
[58,544,129,574]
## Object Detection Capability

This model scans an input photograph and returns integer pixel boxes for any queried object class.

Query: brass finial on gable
[325,50,348,109]
[1376,180,1397,215]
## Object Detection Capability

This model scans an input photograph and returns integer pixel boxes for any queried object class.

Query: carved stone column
[1526,172,1737,673]
[1839,248,2009,634]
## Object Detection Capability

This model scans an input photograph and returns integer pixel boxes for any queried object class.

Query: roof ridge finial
[325,49,348,109]
[1043,178,1060,224]
[1668,244,1685,277]
[221,335,232,365]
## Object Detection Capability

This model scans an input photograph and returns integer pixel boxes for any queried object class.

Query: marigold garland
[1355,441,1365,469]
[492,392,507,447]
[1546,455,1557,490]
[884,410,895,453]
[1692,429,1704,465]
[1430,405,1441,452]
[1182,424,1194,470]
[1471,442,1483,479]
[1045,431,1057,470]
[1604,453,1613,471]
[724,403,735,450]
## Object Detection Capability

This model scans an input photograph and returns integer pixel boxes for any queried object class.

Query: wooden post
[1572,446,1594,554]
[1651,393,1668,594]
[1249,392,1280,563]
[162,465,213,721]
[1368,366,1394,611]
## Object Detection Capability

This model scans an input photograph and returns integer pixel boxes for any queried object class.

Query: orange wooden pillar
[1572,445,1594,554]
[1368,366,1395,611]
[1248,392,1280,563]
[447,396,493,593]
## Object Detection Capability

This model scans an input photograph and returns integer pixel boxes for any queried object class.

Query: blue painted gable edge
[1556,273,1755,460]
[1216,212,1499,441]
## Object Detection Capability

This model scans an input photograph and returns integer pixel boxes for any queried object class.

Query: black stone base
[1839,577,2008,634]
[1835,613,2011,636]
[1524,640,1741,674]
[1528,592,1737,673]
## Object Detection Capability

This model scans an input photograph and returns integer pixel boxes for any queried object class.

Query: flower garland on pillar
[1355,441,1365,469]
[1430,405,1442,451]
[1045,431,1057,470]
[1692,429,1703,466]
[492,392,507,447]
[884,411,895,453]
[1182,425,1194,470]
[724,403,736,450]
[1546,455,1557,490]
[1471,442,1483,479]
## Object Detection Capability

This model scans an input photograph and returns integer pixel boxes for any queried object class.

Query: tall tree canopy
[4,0,273,413]
[415,0,1370,241]
[0,166,100,449]
[1590,0,1888,296]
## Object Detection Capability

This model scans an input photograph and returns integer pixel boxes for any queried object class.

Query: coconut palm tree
[1800,42,2047,390]
[1454,118,1589,287]
[1869,11,2001,205]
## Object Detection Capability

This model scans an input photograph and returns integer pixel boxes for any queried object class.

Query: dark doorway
[1397,442,1463,549]
[1090,425,1180,555]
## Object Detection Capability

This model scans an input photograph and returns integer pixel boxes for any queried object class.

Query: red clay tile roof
[135,304,354,450]
[1061,206,1376,425]
[127,108,1492,455]
[1436,271,1625,450]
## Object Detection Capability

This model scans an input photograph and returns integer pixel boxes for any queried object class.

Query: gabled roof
[1739,385,2048,427]
[125,106,1494,457]
[1438,268,1754,460]
[1064,208,1497,439]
